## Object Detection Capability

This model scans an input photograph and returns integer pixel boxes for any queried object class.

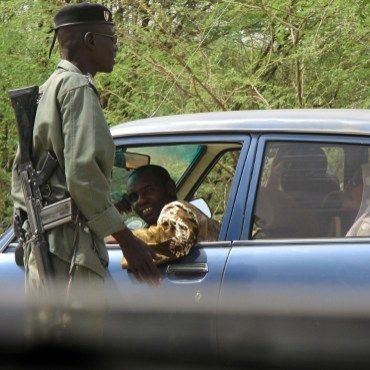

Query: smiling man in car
[106,165,220,268]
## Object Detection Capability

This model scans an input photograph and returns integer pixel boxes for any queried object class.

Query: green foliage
[194,150,240,222]
[0,0,368,233]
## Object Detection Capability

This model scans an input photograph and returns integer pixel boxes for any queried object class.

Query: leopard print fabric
[122,201,220,268]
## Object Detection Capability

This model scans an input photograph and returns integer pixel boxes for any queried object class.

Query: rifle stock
[9,86,39,164]
[9,86,54,281]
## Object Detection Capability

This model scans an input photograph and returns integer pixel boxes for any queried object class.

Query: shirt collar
[57,59,83,75]
[56,59,99,96]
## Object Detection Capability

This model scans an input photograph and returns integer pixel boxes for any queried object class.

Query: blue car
[2,109,370,366]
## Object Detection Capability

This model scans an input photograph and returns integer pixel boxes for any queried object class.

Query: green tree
[0,0,368,233]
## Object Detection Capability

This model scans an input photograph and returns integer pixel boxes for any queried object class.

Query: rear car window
[252,141,370,239]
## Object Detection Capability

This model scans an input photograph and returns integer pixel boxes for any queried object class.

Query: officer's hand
[112,228,161,286]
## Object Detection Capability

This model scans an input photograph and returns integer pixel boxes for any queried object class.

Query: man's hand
[115,194,132,213]
[112,228,161,286]
[105,234,118,244]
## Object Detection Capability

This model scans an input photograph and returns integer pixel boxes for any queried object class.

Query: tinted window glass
[252,141,370,239]
[193,150,240,222]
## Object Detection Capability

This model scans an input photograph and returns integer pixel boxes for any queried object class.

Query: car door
[218,134,370,364]
[107,133,251,357]
[0,133,253,358]
[0,228,25,292]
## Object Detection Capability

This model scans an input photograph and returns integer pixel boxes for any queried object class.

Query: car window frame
[113,134,251,242]
[186,147,242,221]
[241,133,370,243]
[0,228,15,253]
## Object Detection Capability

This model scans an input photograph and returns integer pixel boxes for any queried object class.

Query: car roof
[110,109,370,138]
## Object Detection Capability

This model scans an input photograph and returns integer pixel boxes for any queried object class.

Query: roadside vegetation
[0,0,368,232]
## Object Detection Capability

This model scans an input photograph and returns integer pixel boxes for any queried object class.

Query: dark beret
[53,2,113,30]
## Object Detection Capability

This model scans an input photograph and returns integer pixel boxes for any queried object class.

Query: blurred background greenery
[0,0,368,233]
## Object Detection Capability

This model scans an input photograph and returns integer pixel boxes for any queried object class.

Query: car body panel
[222,240,370,288]
[108,242,232,306]
[0,228,14,253]
[2,109,370,364]
[0,247,24,291]
[218,239,370,360]
[107,241,231,357]
[226,135,258,240]
[110,109,370,138]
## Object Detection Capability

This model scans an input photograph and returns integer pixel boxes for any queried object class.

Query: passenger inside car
[253,143,340,239]
[268,144,339,205]
[323,166,365,236]
[106,165,220,268]
[346,164,370,237]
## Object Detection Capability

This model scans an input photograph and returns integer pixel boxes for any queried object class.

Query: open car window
[112,144,204,202]
[192,150,240,222]
[111,142,242,235]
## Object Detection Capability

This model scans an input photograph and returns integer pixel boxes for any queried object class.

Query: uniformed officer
[11,3,161,302]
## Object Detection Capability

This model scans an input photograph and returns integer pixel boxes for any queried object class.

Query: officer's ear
[83,32,96,50]
[165,179,177,198]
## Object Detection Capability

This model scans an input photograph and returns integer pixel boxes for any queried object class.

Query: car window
[111,144,203,203]
[111,142,242,235]
[192,150,240,222]
[129,145,204,183]
[252,141,370,239]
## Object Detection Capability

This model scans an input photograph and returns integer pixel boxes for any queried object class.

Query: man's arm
[118,201,199,268]
[59,82,160,283]
[112,228,160,284]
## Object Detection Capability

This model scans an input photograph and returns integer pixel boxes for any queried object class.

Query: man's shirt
[11,60,125,277]
[122,200,220,268]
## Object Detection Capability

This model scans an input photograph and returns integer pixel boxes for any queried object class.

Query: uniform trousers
[23,239,106,343]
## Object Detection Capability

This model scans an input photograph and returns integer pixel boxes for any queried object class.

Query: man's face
[345,171,364,212]
[127,172,171,225]
[91,24,118,73]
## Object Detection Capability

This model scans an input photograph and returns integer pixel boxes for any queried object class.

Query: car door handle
[166,263,209,276]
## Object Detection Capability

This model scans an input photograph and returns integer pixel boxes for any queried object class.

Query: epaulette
[86,73,100,97]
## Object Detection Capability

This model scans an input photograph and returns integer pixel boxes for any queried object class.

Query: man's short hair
[128,165,173,185]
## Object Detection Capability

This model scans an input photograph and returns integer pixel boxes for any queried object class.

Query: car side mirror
[190,198,212,218]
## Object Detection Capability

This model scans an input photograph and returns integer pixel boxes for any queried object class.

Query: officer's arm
[59,84,160,284]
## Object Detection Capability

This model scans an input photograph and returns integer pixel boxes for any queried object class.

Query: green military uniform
[11,60,126,296]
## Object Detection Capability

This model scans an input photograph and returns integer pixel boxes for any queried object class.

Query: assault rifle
[9,86,74,282]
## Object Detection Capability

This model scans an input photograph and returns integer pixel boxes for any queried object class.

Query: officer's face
[91,24,118,73]
[127,173,172,225]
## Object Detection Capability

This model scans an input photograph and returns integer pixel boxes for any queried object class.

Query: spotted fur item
[122,200,220,269]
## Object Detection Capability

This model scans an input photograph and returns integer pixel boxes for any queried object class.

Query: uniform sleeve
[60,85,126,238]
[122,201,199,268]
